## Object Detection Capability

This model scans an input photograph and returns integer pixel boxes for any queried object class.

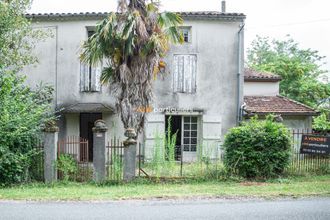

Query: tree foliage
[0,71,54,185]
[0,0,46,70]
[247,36,330,108]
[223,116,291,179]
[80,0,183,132]
[0,0,54,185]
[313,113,330,134]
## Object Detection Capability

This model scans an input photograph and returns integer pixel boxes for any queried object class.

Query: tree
[0,0,53,185]
[80,0,183,133]
[0,0,45,71]
[247,36,330,108]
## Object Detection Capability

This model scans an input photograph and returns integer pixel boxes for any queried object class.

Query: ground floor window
[183,116,198,152]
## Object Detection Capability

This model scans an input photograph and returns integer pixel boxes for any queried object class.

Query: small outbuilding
[243,68,318,130]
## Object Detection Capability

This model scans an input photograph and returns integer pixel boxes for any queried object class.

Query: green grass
[0,175,329,201]
[141,161,225,178]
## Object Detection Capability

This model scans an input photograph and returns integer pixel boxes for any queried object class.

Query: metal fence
[30,129,329,182]
[287,129,330,174]
[138,143,224,179]
[29,138,45,182]
[138,129,330,178]
[106,137,125,181]
[57,136,93,182]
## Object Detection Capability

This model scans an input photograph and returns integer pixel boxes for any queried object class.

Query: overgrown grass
[0,175,329,201]
[141,161,225,178]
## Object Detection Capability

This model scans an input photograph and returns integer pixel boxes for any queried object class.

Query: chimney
[221,0,226,13]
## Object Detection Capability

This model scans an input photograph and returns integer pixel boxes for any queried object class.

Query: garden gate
[57,136,92,181]
[106,137,125,181]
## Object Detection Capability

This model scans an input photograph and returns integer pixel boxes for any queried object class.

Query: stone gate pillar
[123,128,137,181]
[43,123,59,183]
[92,120,108,183]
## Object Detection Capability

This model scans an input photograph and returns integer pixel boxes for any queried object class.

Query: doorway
[165,115,182,160]
[80,113,102,162]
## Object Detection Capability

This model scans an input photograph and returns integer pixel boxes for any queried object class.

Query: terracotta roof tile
[244,68,282,82]
[26,11,246,21]
[244,96,318,116]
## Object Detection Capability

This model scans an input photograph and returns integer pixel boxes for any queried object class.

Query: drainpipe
[237,23,245,125]
[55,26,58,111]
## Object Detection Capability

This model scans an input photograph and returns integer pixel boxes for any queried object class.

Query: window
[180,27,191,43]
[173,55,197,93]
[80,65,101,92]
[183,116,198,152]
[80,30,101,92]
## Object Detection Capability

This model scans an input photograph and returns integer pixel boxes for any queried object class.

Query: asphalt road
[0,197,329,220]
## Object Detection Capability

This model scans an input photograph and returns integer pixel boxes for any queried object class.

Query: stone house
[243,68,318,130]
[23,10,246,162]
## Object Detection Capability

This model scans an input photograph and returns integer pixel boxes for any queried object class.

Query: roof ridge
[244,68,282,82]
[25,11,246,20]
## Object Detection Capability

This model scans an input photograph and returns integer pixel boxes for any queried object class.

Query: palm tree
[80,0,183,135]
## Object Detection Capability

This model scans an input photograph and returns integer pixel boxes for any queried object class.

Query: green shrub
[56,154,78,182]
[0,150,25,186]
[0,72,53,186]
[223,116,291,179]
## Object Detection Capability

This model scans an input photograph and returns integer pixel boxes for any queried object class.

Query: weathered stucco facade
[23,11,245,161]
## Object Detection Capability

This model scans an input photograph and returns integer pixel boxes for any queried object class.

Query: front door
[80,113,102,162]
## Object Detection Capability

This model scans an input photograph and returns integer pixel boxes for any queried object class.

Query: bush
[56,154,78,182]
[223,116,291,179]
[0,71,53,186]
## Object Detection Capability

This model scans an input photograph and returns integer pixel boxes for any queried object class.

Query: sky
[29,0,330,75]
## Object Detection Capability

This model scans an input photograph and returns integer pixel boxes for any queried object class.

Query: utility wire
[247,18,330,30]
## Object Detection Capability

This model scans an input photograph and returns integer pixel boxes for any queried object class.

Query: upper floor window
[80,30,101,92]
[180,27,192,43]
[173,54,197,93]
[80,65,101,92]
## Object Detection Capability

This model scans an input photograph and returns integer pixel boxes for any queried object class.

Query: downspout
[236,23,245,125]
[55,26,58,111]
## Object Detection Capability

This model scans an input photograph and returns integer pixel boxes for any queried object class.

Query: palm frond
[158,12,183,29]
[101,66,115,84]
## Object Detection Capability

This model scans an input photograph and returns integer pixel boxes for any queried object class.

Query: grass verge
[0,175,329,201]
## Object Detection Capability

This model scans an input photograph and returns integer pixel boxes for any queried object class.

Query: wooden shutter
[80,63,89,92]
[173,55,197,93]
[173,55,184,92]
[184,55,197,93]
[202,115,222,158]
[91,66,102,92]
[143,114,165,160]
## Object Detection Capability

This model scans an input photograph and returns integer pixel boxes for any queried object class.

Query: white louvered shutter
[91,66,102,92]
[173,55,184,92]
[173,55,197,93]
[80,64,89,92]
[184,55,197,93]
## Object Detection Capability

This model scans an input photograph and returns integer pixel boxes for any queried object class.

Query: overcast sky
[30,0,330,74]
